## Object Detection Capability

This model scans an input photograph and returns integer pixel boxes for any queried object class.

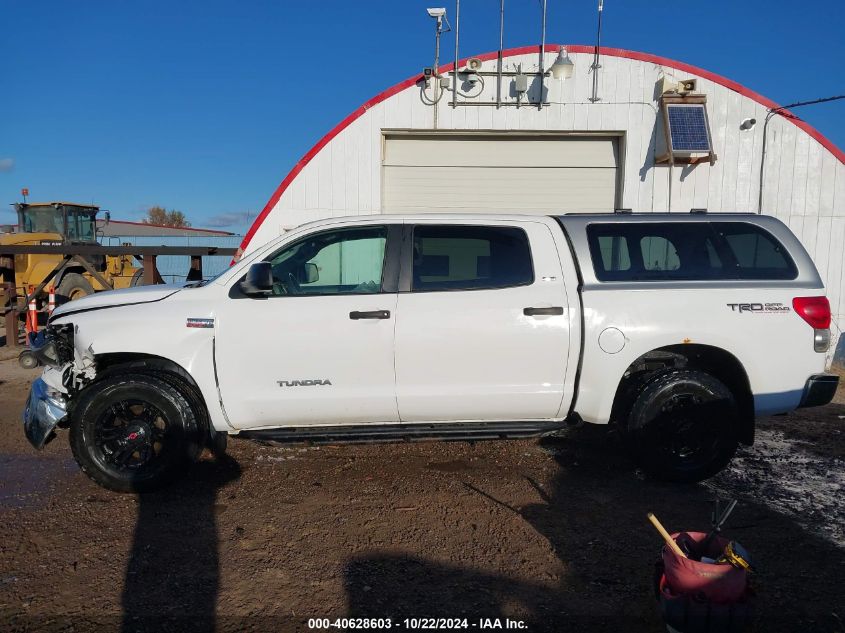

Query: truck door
[394,221,572,422]
[215,224,401,429]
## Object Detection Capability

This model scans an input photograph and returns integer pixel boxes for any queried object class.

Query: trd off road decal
[277,379,333,387]
[726,302,790,314]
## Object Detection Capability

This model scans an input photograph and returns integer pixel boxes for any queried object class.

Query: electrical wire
[419,80,447,106]
[456,73,485,99]
[421,73,485,105]
[758,94,845,213]
[768,94,845,117]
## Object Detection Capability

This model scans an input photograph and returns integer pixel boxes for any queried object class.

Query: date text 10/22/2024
[307,618,528,630]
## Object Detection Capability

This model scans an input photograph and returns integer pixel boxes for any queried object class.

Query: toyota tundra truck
[22,213,839,492]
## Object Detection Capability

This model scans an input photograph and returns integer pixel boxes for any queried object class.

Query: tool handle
[715,499,738,529]
[647,512,687,559]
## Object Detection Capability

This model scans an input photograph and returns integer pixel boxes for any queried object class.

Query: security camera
[426,7,446,18]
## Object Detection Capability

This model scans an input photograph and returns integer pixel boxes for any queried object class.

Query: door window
[265,226,387,295]
[411,225,533,292]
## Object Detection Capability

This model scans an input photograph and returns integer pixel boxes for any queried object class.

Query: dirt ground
[0,354,843,633]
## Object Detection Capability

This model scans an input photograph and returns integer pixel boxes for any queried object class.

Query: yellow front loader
[0,202,141,306]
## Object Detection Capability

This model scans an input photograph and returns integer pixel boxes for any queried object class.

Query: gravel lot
[0,353,843,632]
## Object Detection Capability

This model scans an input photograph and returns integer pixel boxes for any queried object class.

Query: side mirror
[240,262,274,296]
[302,262,319,284]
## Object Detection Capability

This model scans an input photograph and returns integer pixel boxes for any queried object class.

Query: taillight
[792,296,831,329]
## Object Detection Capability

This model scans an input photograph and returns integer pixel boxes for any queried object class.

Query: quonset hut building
[237,45,845,343]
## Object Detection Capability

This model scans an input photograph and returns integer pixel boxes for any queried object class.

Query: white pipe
[538,0,547,109]
[453,0,460,109]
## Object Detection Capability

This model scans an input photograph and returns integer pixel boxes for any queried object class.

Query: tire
[149,370,221,455]
[18,351,39,369]
[626,369,739,483]
[69,374,201,493]
[130,268,145,287]
[57,272,94,303]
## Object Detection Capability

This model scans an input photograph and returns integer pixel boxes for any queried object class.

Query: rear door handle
[523,306,564,316]
[349,310,391,320]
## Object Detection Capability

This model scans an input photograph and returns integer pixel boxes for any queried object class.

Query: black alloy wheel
[627,369,739,483]
[70,374,201,493]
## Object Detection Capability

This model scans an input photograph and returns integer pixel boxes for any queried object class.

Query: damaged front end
[23,375,69,449]
[22,323,96,449]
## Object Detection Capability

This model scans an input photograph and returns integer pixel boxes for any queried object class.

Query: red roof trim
[237,44,845,258]
[106,218,235,235]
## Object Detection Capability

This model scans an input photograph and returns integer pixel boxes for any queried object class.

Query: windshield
[19,206,63,234]
[65,208,97,241]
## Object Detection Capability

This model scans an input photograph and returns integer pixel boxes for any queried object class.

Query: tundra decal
[726,302,790,314]
[277,379,333,387]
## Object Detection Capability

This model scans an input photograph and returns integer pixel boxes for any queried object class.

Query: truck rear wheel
[626,369,738,483]
[57,272,94,303]
[69,374,202,493]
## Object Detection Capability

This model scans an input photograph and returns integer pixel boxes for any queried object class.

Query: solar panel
[667,104,712,153]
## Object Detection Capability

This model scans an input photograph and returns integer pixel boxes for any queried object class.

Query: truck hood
[50,284,182,320]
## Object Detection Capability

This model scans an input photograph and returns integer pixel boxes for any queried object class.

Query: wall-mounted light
[740,117,757,131]
[462,57,482,85]
[550,46,575,80]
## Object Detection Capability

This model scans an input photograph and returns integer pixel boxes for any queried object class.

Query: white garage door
[382,134,619,213]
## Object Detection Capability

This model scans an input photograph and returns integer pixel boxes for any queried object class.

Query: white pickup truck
[23,213,838,492]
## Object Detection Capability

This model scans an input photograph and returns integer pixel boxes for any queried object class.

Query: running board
[236,420,568,445]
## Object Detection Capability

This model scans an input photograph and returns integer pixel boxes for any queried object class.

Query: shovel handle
[647,512,687,559]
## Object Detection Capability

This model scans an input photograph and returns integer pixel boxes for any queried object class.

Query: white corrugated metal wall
[245,49,845,340]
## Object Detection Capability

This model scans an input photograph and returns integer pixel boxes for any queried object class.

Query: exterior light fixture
[463,57,482,85]
[551,46,575,80]
[740,117,757,131]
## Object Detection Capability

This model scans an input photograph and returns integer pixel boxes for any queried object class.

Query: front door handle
[523,306,564,316]
[350,310,391,320]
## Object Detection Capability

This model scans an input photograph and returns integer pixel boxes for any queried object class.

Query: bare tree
[143,206,191,227]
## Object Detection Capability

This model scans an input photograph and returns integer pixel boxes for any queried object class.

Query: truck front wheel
[626,369,739,483]
[69,374,201,493]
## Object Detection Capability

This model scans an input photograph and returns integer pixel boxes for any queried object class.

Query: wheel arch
[609,343,755,445]
[95,351,195,383]
[91,352,217,443]
[53,265,87,288]
[24,262,86,294]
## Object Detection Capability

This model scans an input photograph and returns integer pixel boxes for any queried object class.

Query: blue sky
[1,1,843,235]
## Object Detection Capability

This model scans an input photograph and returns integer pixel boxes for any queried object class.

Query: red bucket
[662,532,747,603]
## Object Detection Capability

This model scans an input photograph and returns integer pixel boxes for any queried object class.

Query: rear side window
[412,225,533,291]
[718,224,794,276]
[586,222,797,282]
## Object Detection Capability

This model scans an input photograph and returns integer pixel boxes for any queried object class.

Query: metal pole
[590,0,604,102]
[453,0,460,108]
[433,15,441,129]
[497,0,504,109]
[757,111,776,214]
[538,0,547,109]
[3,283,19,349]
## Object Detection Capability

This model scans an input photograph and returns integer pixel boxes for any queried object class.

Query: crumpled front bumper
[23,377,68,449]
